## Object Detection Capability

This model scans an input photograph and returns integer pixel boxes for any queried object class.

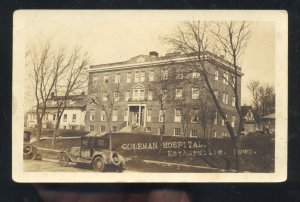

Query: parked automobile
[23,129,40,160]
[58,132,125,172]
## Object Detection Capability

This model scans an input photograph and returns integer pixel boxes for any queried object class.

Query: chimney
[51,92,55,98]
[149,51,159,57]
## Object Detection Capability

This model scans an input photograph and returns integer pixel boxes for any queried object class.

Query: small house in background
[260,113,275,134]
[241,106,258,134]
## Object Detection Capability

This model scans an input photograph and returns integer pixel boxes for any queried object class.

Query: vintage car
[23,128,40,160]
[58,132,125,172]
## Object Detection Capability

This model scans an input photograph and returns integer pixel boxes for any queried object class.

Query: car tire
[59,153,69,167]
[92,156,105,172]
[23,145,33,155]
[110,152,122,166]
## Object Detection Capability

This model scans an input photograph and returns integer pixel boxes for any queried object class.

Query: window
[90,110,95,121]
[102,93,108,101]
[140,89,145,100]
[92,75,98,85]
[63,114,67,122]
[140,71,145,82]
[174,128,181,136]
[222,92,229,104]
[215,70,219,80]
[222,114,227,126]
[214,90,218,100]
[112,126,117,132]
[100,110,106,121]
[174,109,181,122]
[146,127,151,132]
[125,90,130,101]
[115,73,120,83]
[231,115,235,127]
[104,74,109,84]
[192,70,200,78]
[112,110,118,121]
[159,128,164,135]
[90,125,94,132]
[191,109,199,123]
[63,126,67,129]
[114,92,120,101]
[232,95,235,107]
[148,90,153,101]
[176,72,184,79]
[190,129,198,137]
[72,114,76,122]
[100,125,105,132]
[162,69,168,80]
[126,72,131,83]
[213,130,217,138]
[135,71,140,82]
[223,72,229,85]
[124,109,128,121]
[71,126,76,130]
[222,132,228,137]
[214,111,218,125]
[149,70,154,81]
[159,110,165,122]
[53,114,56,121]
[133,88,145,101]
[176,88,183,99]
[192,88,199,99]
[147,109,152,122]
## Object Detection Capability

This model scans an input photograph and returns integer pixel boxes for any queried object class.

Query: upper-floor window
[100,110,106,121]
[140,71,145,82]
[92,75,98,85]
[149,70,154,81]
[215,70,219,81]
[190,129,198,137]
[148,90,153,101]
[147,109,152,122]
[90,110,95,121]
[89,125,94,132]
[135,71,140,82]
[114,92,120,101]
[125,90,130,101]
[192,88,199,99]
[176,72,184,79]
[132,86,145,101]
[213,130,217,138]
[72,114,76,122]
[104,74,109,84]
[174,109,181,122]
[223,72,229,85]
[115,73,120,83]
[232,95,236,107]
[222,114,227,126]
[222,92,229,104]
[192,70,200,78]
[191,109,199,123]
[112,110,118,121]
[159,110,165,122]
[231,115,235,127]
[126,72,131,83]
[162,69,168,80]
[176,88,183,99]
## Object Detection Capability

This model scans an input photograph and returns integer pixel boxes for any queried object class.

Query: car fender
[92,153,108,165]
[58,151,75,162]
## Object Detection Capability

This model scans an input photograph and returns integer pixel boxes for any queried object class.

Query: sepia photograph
[12,10,287,182]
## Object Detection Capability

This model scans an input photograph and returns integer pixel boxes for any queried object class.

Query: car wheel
[59,153,69,167]
[23,145,33,155]
[92,156,105,172]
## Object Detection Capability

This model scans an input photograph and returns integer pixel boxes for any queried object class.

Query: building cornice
[89,54,243,76]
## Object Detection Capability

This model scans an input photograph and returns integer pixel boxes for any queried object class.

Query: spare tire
[110,152,122,166]
[23,145,33,155]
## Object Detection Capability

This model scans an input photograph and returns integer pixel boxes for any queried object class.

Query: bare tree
[27,40,68,144]
[51,46,89,147]
[165,21,251,172]
[247,81,275,119]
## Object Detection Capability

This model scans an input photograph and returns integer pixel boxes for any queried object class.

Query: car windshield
[95,139,108,148]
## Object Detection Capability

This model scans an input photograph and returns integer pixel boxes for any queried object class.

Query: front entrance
[127,105,146,127]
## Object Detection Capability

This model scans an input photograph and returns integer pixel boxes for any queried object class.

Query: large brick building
[85,51,242,138]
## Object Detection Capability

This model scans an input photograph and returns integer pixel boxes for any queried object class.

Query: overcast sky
[23,11,275,107]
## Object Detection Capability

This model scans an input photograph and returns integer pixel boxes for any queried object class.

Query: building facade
[85,51,242,138]
[26,93,87,130]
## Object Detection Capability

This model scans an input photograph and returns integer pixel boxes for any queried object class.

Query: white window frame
[174,128,181,136]
[92,75,98,85]
[135,71,140,82]
[148,90,153,101]
[140,71,145,82]
[191,109,199,123]
[114,91,120,101]
[231,115,235,128]
[125,90,130,101]
[176,88,183,99]
[104,74,109,84]
[115,73,121,84]
[159,110,165,122]
[72,114,76,122]
[232,95,236,107]
[146,127,151,132]
[102,93,108,101]
[126,72,131,83]
[192,88,199,99]
[63,114,67,122]
[213,130,217,138]
[214,111,218,125]
[147,109,152,122]
[90,110,95,121]
[149,70,154,81]
[112,110,118,122]
[192,70,200,78]
[174,109,181,122]
[190,129,198,137]
[100,110,106,121]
